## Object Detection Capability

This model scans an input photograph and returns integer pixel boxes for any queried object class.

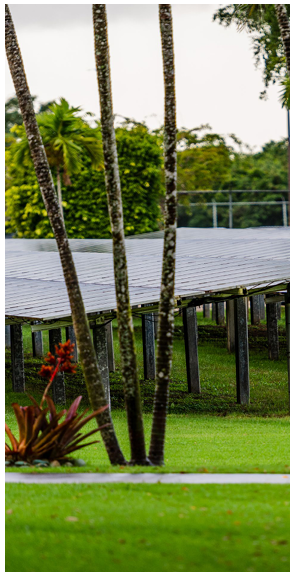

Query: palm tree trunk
[5,4,126,466]
[92,4,148,465]
[149,4,177,466]
[275,4,290,76]
[56,167,64,221]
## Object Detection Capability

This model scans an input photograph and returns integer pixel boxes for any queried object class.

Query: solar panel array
[5,228,290,323]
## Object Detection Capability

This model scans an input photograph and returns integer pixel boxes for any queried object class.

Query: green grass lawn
[6,483,290,572]
[5,411,290,474]
[5,311,289,472]
[5,311,290,572]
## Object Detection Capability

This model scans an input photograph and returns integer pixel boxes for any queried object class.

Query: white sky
[5,3,288,150]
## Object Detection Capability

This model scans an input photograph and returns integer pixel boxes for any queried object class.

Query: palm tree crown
[9,98,103,218]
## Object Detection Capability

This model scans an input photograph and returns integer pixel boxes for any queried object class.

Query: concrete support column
[5,325,11,348]
[11,324,25,392]
[212,303,217,322]
[183,306,200,394]
[234,297,249,405]
[65,325,78,362]
[32,324,43,358]
[92,324,111,408]
[226,299,236,353]
[266,296,279,360]
[105,321,115,372]
[250,295,261,325]
[49,328,66,405]
[216,302,225,325]
[203,304,211,318]
[285,285,290,389]
[142,314,156,380]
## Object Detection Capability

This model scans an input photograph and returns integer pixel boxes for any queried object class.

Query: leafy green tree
[5,123,163,238]
[9,98,103,220]
[183,139,288,228]
[213,4,290,106]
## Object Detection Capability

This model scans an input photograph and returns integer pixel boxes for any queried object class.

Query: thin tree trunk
[5,4,126,466]
[149,4,177,466]
[275,4,290,76]
[56,167,64,221]
[92,5,148,465]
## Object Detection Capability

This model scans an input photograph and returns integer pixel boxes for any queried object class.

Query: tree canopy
[213,4,290,107]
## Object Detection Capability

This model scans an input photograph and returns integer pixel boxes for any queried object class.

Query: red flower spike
[39,365,54,379]
[45,352,56,366]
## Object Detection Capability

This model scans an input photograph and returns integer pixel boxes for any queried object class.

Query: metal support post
[142,314,156,380]
[32,323,43,358]
[259,294,265,320]
[11,324,25,392]
[285,284,290,389]
[226,300,235,353]
[5,325,11,348]
[92,324,111,408]
[49,328,66,405]
[203,304,211,318]
[216,302,225,325]
[266,295,279,360]
[65,325,78,362]
[183,306,200,394]
[234,297,250,405]
[105,321,115,372]
[212,302,217,322]
[250,295,261,325]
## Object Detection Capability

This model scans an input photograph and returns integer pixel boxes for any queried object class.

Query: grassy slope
[6,483,290,572]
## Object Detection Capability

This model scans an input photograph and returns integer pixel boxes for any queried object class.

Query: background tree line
[5,96,288,237]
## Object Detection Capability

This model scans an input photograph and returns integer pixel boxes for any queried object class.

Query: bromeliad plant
[5,340,109,464]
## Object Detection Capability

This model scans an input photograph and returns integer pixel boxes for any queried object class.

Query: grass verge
[6,483,290,572]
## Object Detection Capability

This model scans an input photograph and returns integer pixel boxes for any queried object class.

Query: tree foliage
[213,4,290,106]
[6,122,164,238]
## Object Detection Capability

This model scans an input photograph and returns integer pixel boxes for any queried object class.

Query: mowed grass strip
[6,483,290,572]
[5,411,290,473]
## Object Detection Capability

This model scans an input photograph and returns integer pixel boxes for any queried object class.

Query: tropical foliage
[5,341,108,463]
[5,119,164,238]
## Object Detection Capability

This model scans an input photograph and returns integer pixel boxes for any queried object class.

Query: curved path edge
[5,473,290,485]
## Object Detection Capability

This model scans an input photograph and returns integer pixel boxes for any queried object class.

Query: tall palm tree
[5,3,126,466]
[274,5,290,76]
[149,4,177,466]
[92,4,149,465]
[9,98,103,220]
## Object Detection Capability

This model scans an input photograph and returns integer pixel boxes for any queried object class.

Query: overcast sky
[5,3,288,150]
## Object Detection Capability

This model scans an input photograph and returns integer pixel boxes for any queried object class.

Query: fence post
[282,200,288,227]
[212,199,217,228]
[229,192,233,229]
